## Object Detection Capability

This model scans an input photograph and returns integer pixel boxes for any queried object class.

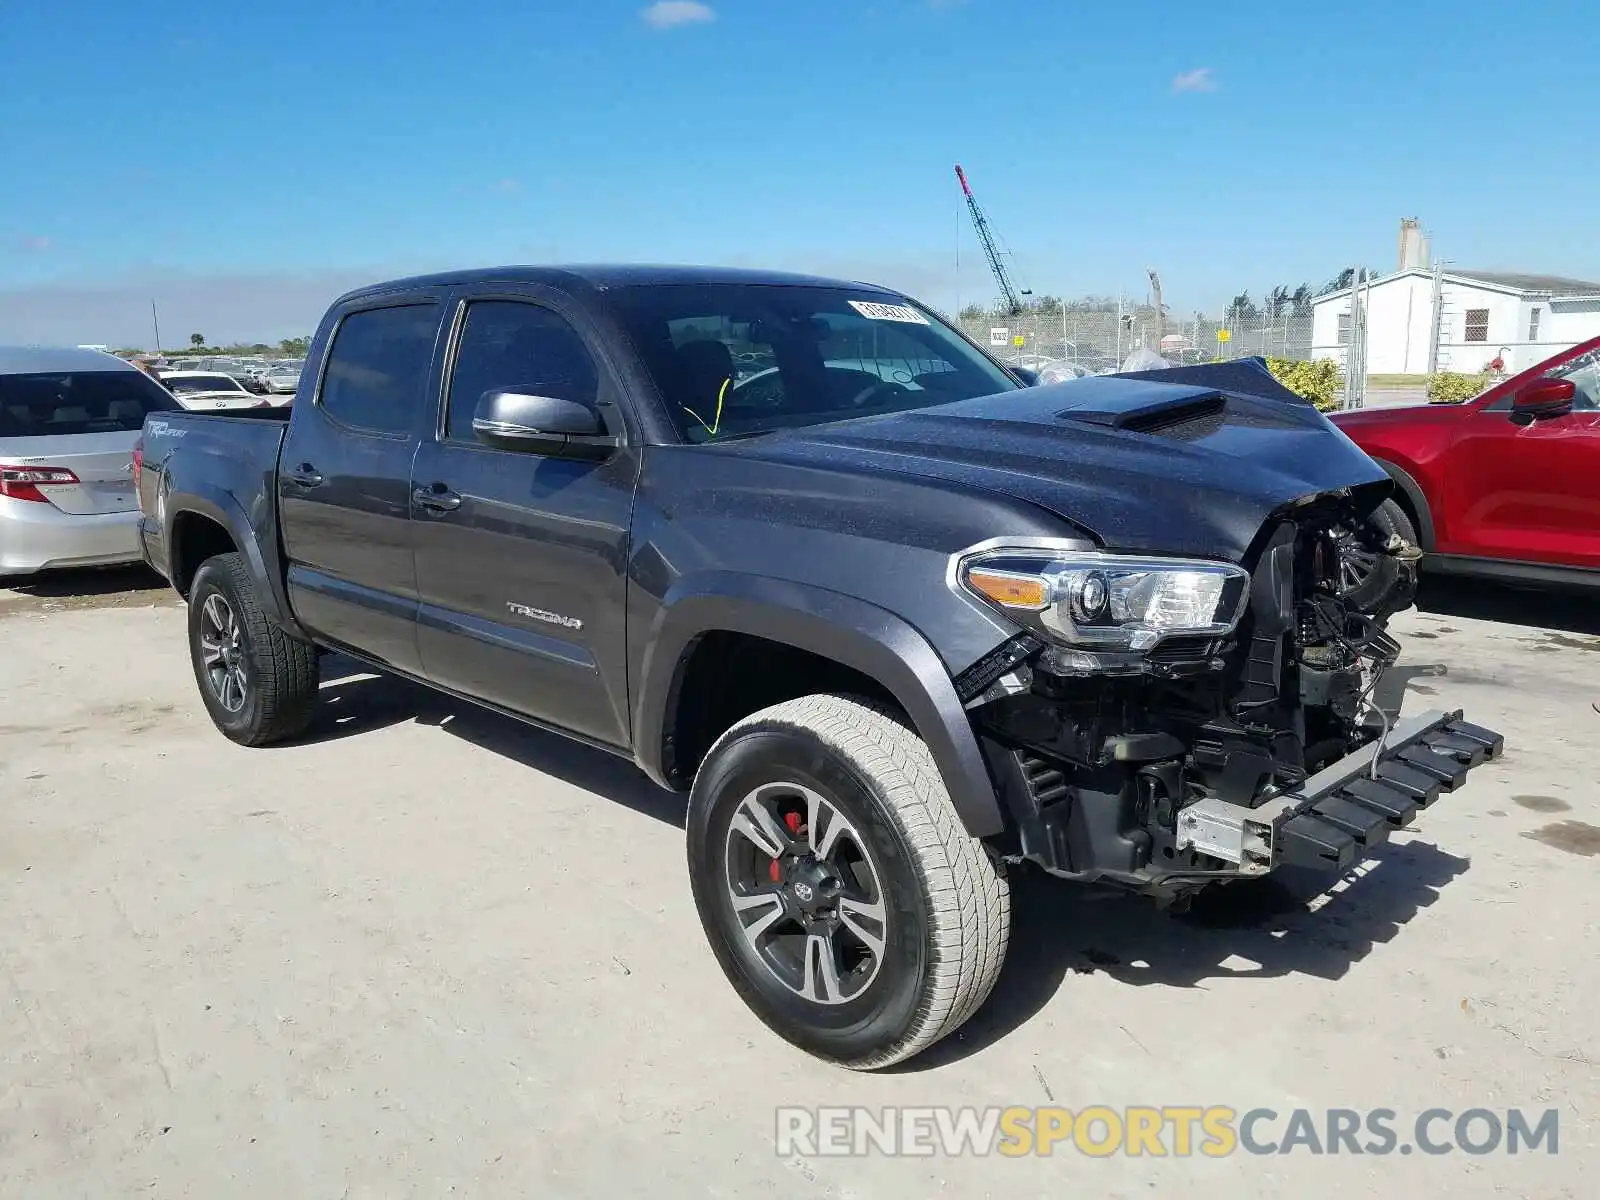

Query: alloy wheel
[1335,527,1381,595]
[198,593,249,713]
[723,781,888,1006]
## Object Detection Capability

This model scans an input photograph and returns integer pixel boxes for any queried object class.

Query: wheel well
[663,632,900,787]
[1375,460,1434,552]
[1386,481,1420,537]
[170,513,239,596]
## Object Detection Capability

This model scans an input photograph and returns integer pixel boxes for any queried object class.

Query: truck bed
[138,408,292,594]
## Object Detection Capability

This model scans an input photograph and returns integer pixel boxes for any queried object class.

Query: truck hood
[729,376,1389,560]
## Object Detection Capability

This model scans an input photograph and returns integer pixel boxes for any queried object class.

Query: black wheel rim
[1335,527,1382,595]
[199,593,248,713]
[723,782,887,1007]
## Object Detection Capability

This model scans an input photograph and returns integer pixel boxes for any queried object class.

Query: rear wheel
[687,694,1010,1069]
[188,552,319,746]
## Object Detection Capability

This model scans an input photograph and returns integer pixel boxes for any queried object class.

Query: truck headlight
[955,545,1249,663]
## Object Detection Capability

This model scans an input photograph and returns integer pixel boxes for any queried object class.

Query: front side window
[0,369,178,436]
[444,301,600,441]
[319,303,441,434]
[1546,348,1600,411]
[606,284,1017,443]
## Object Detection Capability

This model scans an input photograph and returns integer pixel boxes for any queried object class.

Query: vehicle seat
[675,340,735,423]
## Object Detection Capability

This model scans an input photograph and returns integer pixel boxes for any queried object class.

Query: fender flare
[634,572,1007,838]
[1372,458,1436,552]
[165,486,306,638]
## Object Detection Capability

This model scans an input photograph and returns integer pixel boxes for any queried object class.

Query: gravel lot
[1,569,1594,1198]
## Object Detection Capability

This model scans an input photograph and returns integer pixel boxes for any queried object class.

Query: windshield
[0,370,179,436]
[166,374,246,395]
[606,283,1019,442]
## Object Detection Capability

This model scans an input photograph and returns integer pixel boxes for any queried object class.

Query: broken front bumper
[1177,710,1504,875]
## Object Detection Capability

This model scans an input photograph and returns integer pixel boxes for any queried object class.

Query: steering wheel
[846,380,912,409]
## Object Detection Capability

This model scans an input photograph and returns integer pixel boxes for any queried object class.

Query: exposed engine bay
[955,495,1489,900]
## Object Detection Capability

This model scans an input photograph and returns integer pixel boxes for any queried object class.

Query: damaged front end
[953,493,1501,902]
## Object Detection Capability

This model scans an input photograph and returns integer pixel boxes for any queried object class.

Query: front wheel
[188,552,319,746]
[1336,498,1419,619]
[687,694,1010,1069]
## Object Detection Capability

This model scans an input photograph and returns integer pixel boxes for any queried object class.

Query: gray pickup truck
[136,265,1503,1068]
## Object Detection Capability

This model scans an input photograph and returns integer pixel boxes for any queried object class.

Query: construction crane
[955,164,1028,316]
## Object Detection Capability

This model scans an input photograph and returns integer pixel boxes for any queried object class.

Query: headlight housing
[955,544,1249,673]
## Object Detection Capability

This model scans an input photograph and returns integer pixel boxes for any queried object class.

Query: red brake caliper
[769,810,805,882]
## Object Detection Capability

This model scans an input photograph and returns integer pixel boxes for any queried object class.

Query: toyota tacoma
[135,266,1503,1068]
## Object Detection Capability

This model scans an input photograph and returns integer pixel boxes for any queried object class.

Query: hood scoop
[1056,389,1228,438]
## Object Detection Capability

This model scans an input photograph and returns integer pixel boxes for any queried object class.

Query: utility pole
[150,299,162,353]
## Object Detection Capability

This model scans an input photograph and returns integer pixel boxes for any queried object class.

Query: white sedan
[159,371,269,411]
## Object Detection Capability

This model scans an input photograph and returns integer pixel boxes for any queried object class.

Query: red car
[1330,336,1600,608]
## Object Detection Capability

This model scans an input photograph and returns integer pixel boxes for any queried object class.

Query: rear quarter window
[0,370,178,437]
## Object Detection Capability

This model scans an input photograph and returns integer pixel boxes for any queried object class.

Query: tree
[1265,285,1292,319]
[189,332,205,348]
[1319,266,1374,297]
[278,336,311,356]
[958,304,987,322]
[1227,292,1260,321]
[1032,294,1062,316]
[1291,284,1313,317]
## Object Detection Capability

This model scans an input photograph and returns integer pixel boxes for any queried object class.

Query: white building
[1311,268,1600,376]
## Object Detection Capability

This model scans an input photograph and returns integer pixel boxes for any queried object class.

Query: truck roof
[333,264,903,307]
[0,345,141,374]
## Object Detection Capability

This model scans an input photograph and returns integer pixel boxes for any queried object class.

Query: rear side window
[0,370,178,437]
[319,304,441,434]
[444,301,600,441]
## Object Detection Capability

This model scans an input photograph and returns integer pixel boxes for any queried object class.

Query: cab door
[277,295,449,672]
[1444,351,1600,569]
[409,289,639,748]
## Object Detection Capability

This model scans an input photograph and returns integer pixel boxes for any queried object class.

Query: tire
[1337,498,1418,618]
[686,694,1010,1069]
[187,552,319,746]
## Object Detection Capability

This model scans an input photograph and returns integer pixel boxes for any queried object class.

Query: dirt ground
[1,570,1594,1198]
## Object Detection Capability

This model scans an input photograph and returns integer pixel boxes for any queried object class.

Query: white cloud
[16,235,53,252]
[641,1,714,30]
[1171,67,1217,94]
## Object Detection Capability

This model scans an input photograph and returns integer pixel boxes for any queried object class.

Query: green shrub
[1426,371,1493,404]
[1267,357,1344,411]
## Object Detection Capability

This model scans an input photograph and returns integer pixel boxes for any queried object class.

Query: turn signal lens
[964,568,1050,611]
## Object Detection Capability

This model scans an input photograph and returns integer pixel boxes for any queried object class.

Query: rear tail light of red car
[131,440,144,491]
[0,465,81,503]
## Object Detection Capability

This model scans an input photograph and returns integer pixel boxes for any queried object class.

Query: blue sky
[1,0,1594,344]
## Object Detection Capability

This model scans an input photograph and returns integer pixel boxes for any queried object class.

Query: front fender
[635,572,1007,838]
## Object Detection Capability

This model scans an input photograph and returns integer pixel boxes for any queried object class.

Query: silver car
[260,364,302,395]
[0,347,180,578]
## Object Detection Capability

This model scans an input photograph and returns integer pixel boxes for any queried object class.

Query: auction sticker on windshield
[848,300,930,325]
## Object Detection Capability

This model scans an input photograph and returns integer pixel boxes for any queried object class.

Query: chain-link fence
[952,304,1317,376]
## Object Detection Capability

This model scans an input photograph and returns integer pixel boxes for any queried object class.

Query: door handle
[413,483,463,513]
[287,464,324,488]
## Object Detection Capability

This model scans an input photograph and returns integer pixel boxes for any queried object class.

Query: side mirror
[1010,367,1041,387]
[1510,377,1575,423]
[472,388,615,458]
